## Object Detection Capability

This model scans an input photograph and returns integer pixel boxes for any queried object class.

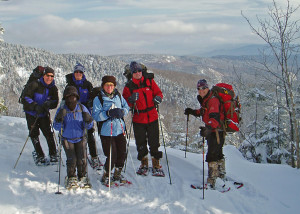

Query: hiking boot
[151,157,161,169]
[101,170,109,183]
[49,153,59,163]
[217,158,226,179]
[207,161,219,189]
[90,156,103,170]
[66,176,79,190]
[79,176,92,188]
[113,167,127,183]
[137,156,149,175]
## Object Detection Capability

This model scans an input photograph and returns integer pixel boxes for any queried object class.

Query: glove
[42,101,51,111]
[199,108,205,116]
[55,108,67,123]
[200,127,211,137]
[184,108,196,116]
[35,105,44,115]
[107,108,125,119]
[128,92,139,104]
[82,112,93,123]
[153,96,162,105]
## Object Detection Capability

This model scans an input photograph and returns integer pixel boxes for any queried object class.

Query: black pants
[133,120,162,161]
[25,113,56,156]
[87,128,98,158]
[100,134,127,172]
[206,131,225,162]
[62,139,87,179]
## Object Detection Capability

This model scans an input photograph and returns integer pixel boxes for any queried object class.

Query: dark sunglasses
[74,71,83,74]
[197,86,208,90]
[46,74,54,78]
[132,69,142,74]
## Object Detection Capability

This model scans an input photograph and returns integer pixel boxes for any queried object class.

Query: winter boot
[65,176,79,190]
[217,158,226,180]
[137,156,149,176]
[207,161,219,189]
[79,176,92,189]
[151,157,165,177]
[49,150,59,163]
[32,151,49,166]
[113,167,127,183]
[90,156,103,170]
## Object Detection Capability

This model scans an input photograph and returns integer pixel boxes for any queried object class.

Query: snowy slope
[0,116,300,214]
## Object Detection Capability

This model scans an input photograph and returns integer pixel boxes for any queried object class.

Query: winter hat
[63,86,79,100]
[130,61,142,74]
[197,79,209,89]
[43,66,55,76]
[73,63,85,73]
[101,75,117,88]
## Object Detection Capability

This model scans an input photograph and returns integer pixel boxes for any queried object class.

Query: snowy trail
[1,116,300,214]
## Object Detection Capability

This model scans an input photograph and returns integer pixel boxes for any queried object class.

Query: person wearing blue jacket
[64,63,101,169]
[22,67,58,165]
[53,86,94,189]
[92,76,129,185]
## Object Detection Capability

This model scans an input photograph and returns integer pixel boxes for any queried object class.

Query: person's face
[103,82,115,94]
[43,73,54,85]
[132,69,142,80]
[198,86,209,98]
[74,70,83,80]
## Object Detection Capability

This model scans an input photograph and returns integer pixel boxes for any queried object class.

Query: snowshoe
[191,183,230,193]
[49,153,59,164]
[88,156,103,171]
[79,176,92,189]
[32,151,49,166]
[65,176,79,190]
[136,166,149,176]
[152,167,165,177]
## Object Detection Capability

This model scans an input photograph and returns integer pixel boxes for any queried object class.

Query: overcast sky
[0,0,299,56]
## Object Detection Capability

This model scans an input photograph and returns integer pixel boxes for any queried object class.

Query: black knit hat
[63,86,79,100]
[101,76,117,88]
[43,66,55,76]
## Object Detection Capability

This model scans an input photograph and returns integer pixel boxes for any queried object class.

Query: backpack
[210,83,241,133]
[19,66,44,104]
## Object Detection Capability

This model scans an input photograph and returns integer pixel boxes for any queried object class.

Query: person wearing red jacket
[184,79,225,188]
[122,61,164,176]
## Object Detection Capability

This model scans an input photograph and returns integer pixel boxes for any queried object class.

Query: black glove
[82,112,93,123]
[184,108,197,116]
[42,101,51,111]
[55,108,67,123]
[153,96,162,105]
[128,92,139,104]
[107,108,125,119]
[200,127,211,137]
[35,105,44,115]
[199,108,205,116]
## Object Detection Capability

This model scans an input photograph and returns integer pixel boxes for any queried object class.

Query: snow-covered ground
[0,116,300,214]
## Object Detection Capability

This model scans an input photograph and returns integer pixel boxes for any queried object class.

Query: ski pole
[156,105,172,185]
[185,114,189,158]
[202,136,205,200]
[124,102,136,173]
[14,116,39,169]
[108,119,113,191]
[55,109,66,195]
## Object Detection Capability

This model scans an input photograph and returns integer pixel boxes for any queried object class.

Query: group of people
[21,61,227,189]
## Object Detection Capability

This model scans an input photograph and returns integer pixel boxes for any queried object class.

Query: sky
[0,0,299,56]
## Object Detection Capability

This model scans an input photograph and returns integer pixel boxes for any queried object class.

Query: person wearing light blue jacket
[92,76,129,184]
[53,86,94,189]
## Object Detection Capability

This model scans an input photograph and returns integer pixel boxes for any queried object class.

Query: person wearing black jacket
[22,67,59,165]
[64,63,101,169]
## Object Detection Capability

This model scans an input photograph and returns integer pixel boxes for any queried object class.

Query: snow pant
[87,127,98,158]
[62,139,87,179]
[100,134,127,172]
[205,131,225,187]
[26,113,57,157]
[133,120,162,161]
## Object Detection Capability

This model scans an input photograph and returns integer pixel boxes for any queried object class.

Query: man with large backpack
[64,63,102,169]
[184,79,226,189]
[22,66,59,165]
[122,61,164,177]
